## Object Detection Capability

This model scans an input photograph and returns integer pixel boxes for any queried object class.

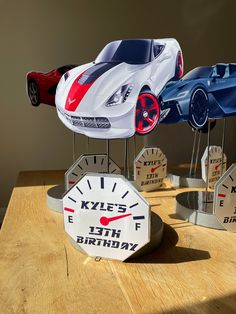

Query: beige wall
[0,0,236,207]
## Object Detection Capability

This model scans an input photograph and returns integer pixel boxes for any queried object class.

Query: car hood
[58,61,148,113]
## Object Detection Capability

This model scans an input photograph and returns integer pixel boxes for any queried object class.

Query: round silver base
[69,211,164,260]
[47,184,64,213]
[168,164,205,188]
[176,191,224,230]
[168,173,205,188]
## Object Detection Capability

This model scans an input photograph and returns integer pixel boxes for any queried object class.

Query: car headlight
[106,84,134,107]
[64,71,69,81]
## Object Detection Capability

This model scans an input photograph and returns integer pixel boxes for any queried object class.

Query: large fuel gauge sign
[214,164,236,232]
[63,173,150,261]
[134,147,167,191]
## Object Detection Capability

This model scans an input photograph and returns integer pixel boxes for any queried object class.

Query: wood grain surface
[0,170,236,314]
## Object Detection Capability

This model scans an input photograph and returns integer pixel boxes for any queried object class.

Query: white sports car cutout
[56,38,183,139]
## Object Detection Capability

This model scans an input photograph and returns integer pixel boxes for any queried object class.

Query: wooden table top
[1,170,236,314]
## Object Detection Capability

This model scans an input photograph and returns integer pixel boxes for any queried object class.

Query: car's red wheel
[135,92,160,135]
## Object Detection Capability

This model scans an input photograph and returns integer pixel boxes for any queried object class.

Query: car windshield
[95,40,152,64]
[183,67,212,80]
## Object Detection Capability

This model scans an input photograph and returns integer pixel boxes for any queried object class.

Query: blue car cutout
[158,63,236,129]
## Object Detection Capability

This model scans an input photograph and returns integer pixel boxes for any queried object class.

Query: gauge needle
[100,213,132,226]
[215,162,226,170]
[151,164,162,173]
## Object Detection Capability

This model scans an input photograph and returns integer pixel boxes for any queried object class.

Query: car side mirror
[211,73,220,82]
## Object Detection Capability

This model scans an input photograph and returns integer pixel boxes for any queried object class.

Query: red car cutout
[27,65,78,107]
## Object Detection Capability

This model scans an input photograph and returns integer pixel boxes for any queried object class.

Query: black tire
[189,88,208,129]
[27,80,40,106]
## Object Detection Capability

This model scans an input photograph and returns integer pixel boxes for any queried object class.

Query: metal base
[176,191,224,230]
[47,184,65,213]
[168,164,205,188]
[69,212,164,261]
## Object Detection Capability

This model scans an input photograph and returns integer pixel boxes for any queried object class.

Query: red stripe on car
[65,70,94,112]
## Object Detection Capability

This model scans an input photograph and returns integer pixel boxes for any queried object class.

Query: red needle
[215,162,225,170]
[100,213,132,226]
[151,164,162,173]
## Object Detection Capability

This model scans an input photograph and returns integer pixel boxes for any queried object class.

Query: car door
[150,41,171,95]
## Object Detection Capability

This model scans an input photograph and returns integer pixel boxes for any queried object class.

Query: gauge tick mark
[64,207,75,213]
[101,177,104,189]
[122,191,129,199]
[112,182,117,192]
[87,179,92,190]
[76,186,83,195]
[133,216,145,220]
[130,202,139,208]
[68,196,76,203]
